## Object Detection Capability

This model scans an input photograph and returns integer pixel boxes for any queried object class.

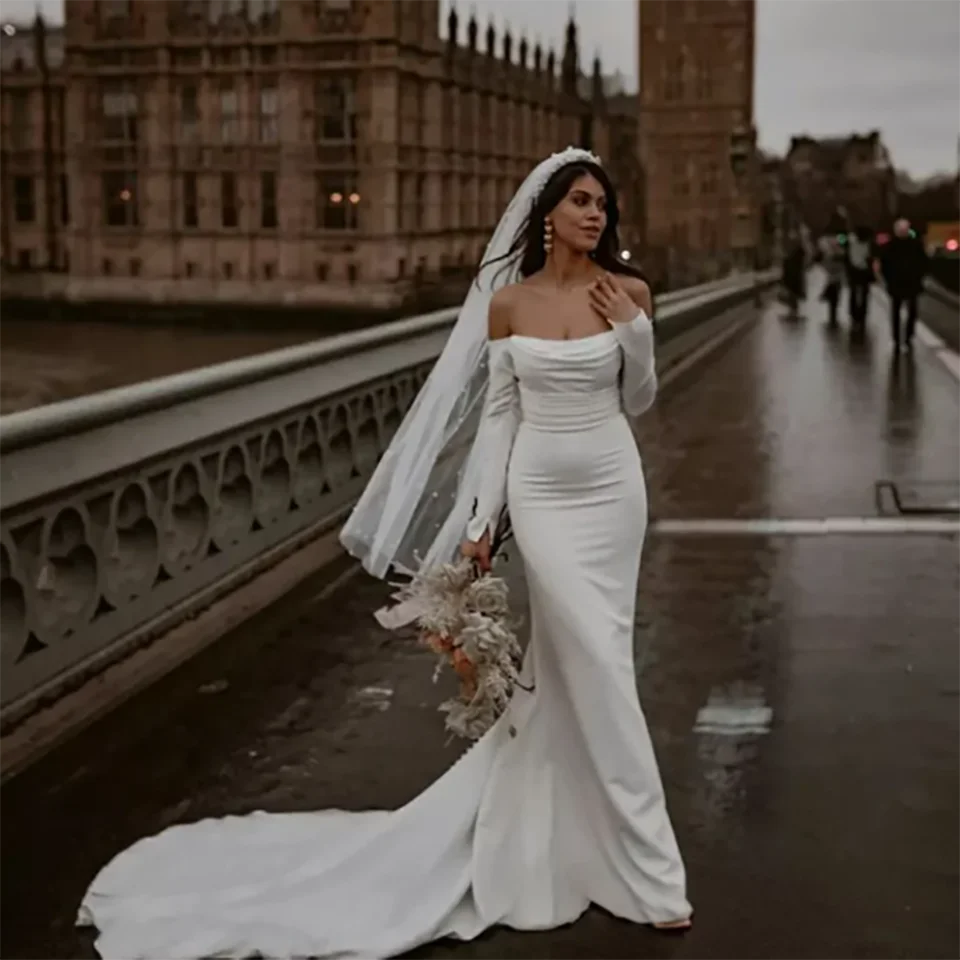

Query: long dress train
[77,311,691,959]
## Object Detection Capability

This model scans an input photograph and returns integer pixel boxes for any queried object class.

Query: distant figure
[819,235,845,325]
[781,236,806,316]
[880,218,928,351]
[845,226,875,332]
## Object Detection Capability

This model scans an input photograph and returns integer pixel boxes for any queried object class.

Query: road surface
[2,293,958,959]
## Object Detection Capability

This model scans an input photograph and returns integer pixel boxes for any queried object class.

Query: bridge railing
[0,271,776,729]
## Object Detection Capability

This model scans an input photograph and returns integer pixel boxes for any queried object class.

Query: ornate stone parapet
[0,273,776,729]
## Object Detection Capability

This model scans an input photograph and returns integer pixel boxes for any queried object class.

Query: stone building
[602,81,645,269]
[0,17,67,273]
[783,131,897,237]
[1,1,642,315]
[637,0,759,287]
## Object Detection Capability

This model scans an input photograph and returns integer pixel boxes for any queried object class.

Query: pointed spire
[485,18,495,57]
[467,13,478,51]
[503,26,512,63]
[591,53,604,105]
[447,3,458,45]
[533,42,542,73]
[561,12,578,94]
[33,6,47,69]
[518,35,528,68]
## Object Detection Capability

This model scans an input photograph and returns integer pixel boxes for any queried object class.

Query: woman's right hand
[461,530,492,573]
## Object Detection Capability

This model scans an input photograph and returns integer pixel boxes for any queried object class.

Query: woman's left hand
[587,273,639,327]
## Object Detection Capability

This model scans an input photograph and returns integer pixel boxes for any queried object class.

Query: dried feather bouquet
[385,504,528,740]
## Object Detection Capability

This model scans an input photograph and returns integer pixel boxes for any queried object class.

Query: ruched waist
[518,385,623,432]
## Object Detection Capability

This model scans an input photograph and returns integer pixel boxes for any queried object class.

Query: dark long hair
[477,160,648,290]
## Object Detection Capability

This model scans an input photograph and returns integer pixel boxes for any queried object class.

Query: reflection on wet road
[1,295,957,959]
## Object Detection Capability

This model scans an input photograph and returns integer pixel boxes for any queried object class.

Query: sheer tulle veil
[339,147,601,602]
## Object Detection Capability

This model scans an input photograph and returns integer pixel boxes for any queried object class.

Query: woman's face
[548,173,608,253]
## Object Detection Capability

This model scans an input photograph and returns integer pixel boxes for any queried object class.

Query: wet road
[2,292,958,959]
[0,315,315,414]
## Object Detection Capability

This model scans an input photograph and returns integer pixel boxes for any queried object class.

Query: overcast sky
[8,0,959,178]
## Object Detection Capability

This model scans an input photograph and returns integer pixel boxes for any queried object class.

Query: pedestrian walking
[845,226,876,332]
[781,235,806,318]
[820,235,845,325]
[879,218,928,351]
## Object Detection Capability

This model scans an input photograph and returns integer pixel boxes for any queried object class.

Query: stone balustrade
[0,272,775,730]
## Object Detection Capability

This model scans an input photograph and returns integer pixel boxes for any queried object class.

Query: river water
[0,316,320,415]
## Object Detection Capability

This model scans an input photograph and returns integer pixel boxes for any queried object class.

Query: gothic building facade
[0,17,67,274]
[1,1,643,313]
[637,0,759,286]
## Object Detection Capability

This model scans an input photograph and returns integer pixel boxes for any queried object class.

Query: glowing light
[119,189,131,202]
[620,249,632,261]
[3,24,16,37]
[348,192,360,204]
[330,192,343,204]
[947,239,959,252]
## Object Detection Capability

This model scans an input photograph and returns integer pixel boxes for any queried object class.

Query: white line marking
[650,517,960,536]
[915,323,946,350]
[936,349,960,381]
[694,684,773,737]
[871,285,960,383]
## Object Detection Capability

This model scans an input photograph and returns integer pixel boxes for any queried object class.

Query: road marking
[350,685,394,713]
[870,285,959,383]
[650,517,960,536]
[915,322,946,351]
[694,683,773,737]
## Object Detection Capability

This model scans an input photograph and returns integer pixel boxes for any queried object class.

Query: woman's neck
[542,247,596,289]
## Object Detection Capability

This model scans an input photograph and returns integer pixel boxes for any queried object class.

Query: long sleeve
[464,341,520,543]
[613,310,658,416]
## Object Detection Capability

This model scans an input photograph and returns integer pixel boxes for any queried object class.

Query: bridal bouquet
[385,505,527,741]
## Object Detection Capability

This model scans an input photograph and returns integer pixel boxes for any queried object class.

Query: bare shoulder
[618,275,653,314]
[488,283,522,340]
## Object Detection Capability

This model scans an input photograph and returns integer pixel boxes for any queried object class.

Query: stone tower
[637,0,757,285]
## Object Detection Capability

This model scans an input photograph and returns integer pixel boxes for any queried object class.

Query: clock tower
[637,0,757,285]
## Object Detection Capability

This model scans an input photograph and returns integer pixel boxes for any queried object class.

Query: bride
[77,148,692,959]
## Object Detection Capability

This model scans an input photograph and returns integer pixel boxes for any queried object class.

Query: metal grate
[874,480,960,518]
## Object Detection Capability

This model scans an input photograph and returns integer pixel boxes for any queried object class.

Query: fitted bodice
[508,331,622,433]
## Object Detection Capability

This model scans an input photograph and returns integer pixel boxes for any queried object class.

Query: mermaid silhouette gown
[77,310,691,959]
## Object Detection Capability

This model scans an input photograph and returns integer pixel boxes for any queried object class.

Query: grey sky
[8,0,959,177]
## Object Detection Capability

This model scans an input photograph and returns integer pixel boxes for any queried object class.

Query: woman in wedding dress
[77,149,691,959]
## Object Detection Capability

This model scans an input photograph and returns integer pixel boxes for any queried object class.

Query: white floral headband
[531,146,603,207]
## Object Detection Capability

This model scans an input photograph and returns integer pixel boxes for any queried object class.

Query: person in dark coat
[819,234,846,325]
[845,225,876,332]
[879,218,928,351]
[781,235,806,316]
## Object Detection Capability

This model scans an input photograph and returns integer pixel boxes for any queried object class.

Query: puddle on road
[349,685,394,713]
[694,682,773,736]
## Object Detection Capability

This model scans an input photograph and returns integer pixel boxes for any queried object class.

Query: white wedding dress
[78,310,691,959]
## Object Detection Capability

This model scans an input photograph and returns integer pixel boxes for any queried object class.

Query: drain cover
[875,480,960,517]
